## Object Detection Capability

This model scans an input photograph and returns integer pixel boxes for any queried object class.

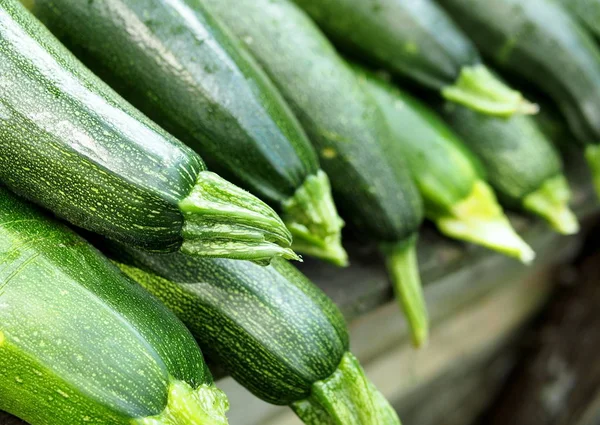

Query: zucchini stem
[435,180,535,263]
[291,352,401,425]
[282,170,348,266]
[381,235,428,348]
[522,175,579,235]
[442,65,538,117]
[132,380,229,425]
[585,144,600,199]
[179,171,299,262]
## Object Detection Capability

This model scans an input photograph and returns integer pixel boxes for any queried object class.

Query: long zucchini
[26,0,346,266]
[442,103,579,235]
[203,0,429,347]
[105,244,400,425]
[557,0,600,40]
[436,0,600,196]
[0,0,295,263]
[353,66,535,262]
[0,186,229,425]
[290,0,535,117]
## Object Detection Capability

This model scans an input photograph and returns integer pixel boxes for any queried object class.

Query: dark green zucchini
[203,0,429,346]
[0,0,295,263]
[106,244,400,425]
[0,186,229,425]
[443,102,578,235]
[291,0,536,117]
[557,0,600,40]
[27,0,346,266]
[436,0,600,196]
[354,66,535,262]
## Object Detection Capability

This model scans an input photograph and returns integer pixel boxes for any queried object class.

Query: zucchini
[0,186,229,425]
[354,66,535,262]
[106,245,401,425]
[442,103,579,235]
[557,0,600,40]
[290,0,536,117]
[436,0,600,196]
[0,0,295,263]
[26,0,346,266]
[203,0,429,346]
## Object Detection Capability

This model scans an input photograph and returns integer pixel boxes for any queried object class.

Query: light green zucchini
[26,0,346,265]
[354,66,534,262]
[203,0,428,347]
[0,186,229,425]
[104,243,401,425]
[0,0,296,263]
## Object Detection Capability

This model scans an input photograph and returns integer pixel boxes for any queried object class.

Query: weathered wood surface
[482,251,600,425]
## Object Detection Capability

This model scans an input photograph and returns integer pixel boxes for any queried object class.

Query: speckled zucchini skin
[437,0,600,144]
[0,0,204,251]
[0,187,213,424]
[29,0,319,206]
[112,250,348,406]
[203,0,423,243]
[443,103,562,205]
[292,0,479,90]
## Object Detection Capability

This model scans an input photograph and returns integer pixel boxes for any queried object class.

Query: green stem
[585,144,600,199]
[442,65,538,117]
[381,236,428,348]
[132,380,229,425]
[434,180,535,263]
[179,171,299,262]
[522,175,579,235]
[282,170,348,266]
[291,352,401,425]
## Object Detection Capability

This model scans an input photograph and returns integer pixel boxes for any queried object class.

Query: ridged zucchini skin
[437,0,600,145]
[0,0,295,262]
[0,187,229,425]
[0,0,199,251]
[202,0,422,245]
[27,0,346,264]
[558,0,600,39]
[202,0,429,345]
[109,247,400,424]
[114,252,346,405]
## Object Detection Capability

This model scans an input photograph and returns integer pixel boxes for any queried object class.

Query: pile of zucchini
[0,0,595,423]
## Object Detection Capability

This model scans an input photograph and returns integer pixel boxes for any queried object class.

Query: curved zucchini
[107,245,400,425]
[436,0,600,196]
[0,0,295,263]
[203,0,429,346]
[0,187,229,425]
[443,103,579,235]
[291,0,535,117]
[557,0,600,40]
[27,0,346,266]
[354,66,534,262]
